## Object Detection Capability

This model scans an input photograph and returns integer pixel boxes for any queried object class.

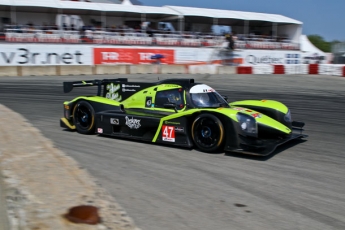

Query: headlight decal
[284,109,292,122]
[236,112,258,137]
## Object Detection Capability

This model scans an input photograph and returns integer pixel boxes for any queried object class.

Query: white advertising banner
[0,44,92,66]
[300,52,327,64]
[174,48,214,64]
[0,43,307,66]
[174,48,304,66]
[235,50,302,66]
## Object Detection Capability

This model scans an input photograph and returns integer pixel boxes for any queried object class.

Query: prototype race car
[60,78,307,156]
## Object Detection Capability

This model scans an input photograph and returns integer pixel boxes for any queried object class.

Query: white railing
[3,29,299,50]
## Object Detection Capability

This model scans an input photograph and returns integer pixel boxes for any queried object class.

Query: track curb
[0,104,140,230]
[0,170,10,230]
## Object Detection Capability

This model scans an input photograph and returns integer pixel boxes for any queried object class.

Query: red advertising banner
[94,48,175,65]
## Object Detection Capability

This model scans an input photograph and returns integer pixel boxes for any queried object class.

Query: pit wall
[0,64,344,77]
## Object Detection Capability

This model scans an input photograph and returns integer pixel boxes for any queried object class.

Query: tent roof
[58,1,180,15]
[0,1,302,24]
[300,35,324,54]
[10,0,59,9]
[0,0,177,14]
[58,1,103,11]
[3,0,181,18]
[0,0,11,6]
[165,5,302,25]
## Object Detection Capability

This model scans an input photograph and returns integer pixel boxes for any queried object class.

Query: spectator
[63,23,68,31]
[225,33,235,50]
[41,23,48,31]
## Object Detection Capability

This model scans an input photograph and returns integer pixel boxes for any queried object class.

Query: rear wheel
[192,113,224,153]
[73,101,95,134]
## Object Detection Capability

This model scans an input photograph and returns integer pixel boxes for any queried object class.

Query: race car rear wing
[63,78,128,96]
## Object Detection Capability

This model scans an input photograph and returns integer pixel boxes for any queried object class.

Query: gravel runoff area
[0,104,140,230]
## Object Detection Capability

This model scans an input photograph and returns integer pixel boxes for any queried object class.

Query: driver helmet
[167,91,181,104]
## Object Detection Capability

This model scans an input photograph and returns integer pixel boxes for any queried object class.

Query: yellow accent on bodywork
[230,100,288,114]
[229,107,291,134]
[152,108,238,142]
[60,118,76,130]
[152,106,291,142]
[67,96,122,106]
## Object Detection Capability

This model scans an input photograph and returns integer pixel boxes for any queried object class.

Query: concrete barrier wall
[252,65,273,74]
[59,65,94,76]
[95,65,129,75]
[129,65,160,74]
[319,64,344,76]
[21,66,57,76]
[0,67,18,76]
[218,66,237,74]
[189,65,218,74]
[161,65,186,74]
[284,64,308,75]
[1,64,345,76]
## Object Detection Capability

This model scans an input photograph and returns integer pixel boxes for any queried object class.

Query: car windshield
[190,84,229,108]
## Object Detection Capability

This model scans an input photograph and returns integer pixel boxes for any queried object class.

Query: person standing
[225,33,235,50]
[225,32,236,65]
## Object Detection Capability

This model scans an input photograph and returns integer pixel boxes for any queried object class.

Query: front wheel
[191,114,225,153]
[72,100,95,134]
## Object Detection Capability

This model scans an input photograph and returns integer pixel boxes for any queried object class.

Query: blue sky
[142,0,344,41]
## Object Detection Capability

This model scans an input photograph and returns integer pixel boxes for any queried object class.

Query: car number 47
[162,125,175,142]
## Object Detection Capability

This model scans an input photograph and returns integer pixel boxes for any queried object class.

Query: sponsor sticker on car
[251,112,262,118]
[125,116,141,129]
[146,97,152,108]
[174,126,184,132]
[110,118,119,125]
[162,125,175,142]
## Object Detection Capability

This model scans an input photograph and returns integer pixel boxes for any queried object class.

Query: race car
[60,78,307,156]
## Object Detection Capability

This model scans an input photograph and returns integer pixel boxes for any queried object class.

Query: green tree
[307,35,331,52]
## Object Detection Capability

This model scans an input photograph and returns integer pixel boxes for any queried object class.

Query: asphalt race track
[1,74,345,230]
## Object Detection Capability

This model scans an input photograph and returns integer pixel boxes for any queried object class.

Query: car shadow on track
[97,133,195,151]
[62,129,307,161]
[61,129,195,152]
[224,139,307,161]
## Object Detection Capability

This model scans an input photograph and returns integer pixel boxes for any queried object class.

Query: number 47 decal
[162,125,175,142]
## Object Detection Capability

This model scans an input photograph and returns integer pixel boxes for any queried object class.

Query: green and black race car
[60,78,307,156]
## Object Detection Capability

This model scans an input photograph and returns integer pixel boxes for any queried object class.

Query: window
[155,89,184,110]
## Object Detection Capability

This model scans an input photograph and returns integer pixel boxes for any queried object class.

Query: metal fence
[332,42,345,64]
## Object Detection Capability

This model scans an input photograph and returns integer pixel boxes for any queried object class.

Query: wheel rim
[194,117,221,149]
[76,105,92,130]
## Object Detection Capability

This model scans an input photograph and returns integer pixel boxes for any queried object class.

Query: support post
[244,20,249,36]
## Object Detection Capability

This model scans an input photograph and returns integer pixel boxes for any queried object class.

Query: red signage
[162,125,175,142]
[94,48,175,65]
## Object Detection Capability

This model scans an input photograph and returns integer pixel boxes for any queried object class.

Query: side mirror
[164,103,178,113]
[222,95,228,101]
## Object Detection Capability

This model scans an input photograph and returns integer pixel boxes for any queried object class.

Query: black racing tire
[72,100,96,135]
[191,113,225,153]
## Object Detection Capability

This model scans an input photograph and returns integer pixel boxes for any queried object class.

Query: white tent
[300,35,324,53]
[0,0,302,38]
[300,35,327,64]
[165,5,302,24]
[164,5,302,41]
[121,0,132,5]
[0,1,302,24]
[0,0,181,16]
